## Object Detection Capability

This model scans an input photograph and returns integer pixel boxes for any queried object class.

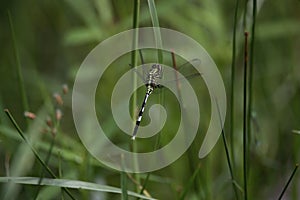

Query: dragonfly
[132,52,201,140]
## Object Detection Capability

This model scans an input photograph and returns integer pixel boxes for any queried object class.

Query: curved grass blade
[0,177,157,200]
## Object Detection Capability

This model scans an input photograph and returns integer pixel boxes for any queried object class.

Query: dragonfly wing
[158,58,203,85]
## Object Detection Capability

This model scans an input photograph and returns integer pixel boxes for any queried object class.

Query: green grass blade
[242,32,249,200]
[147,0,163,63]
[215,97,239,200]
[230,0,240,169]
[121,171,128,200]
[245,2,257,199]
[0,177,157,200]
[34,136,56,200]
[278,164,299,200]
[121,155,128,200]
[292,130,300,135]
[247,0,257,166]
[7,11,29,122]
[131,0,141,189]
[179,164,201,200]
[4,109,76,200]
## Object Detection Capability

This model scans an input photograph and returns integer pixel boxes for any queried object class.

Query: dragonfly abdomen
[132,86,154,140]
[132,64,162,140]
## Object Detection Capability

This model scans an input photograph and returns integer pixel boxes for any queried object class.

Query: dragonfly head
[150,64,163,77]
[151,64,162,70]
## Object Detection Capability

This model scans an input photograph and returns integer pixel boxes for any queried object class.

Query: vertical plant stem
[121,155,128,200]
[131,0,140,189]
[222,128,240,200]
[131,0,140,117]
[171,52,199,194]
[121,171,128,200]
[8,11,29,125]
[147,0,163,63]
[230,0,240,168]
[278,164,299,200]
[243,0,249,29]
[215,97,239,200]
[243,32,249,200]
[247,0,257,176]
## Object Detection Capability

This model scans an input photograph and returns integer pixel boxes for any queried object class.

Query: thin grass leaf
[278,164,299,200]
[214,97,239,200]
[231,180,244,193]
[0,177,157,200]
[7,11,29,124]
[131,0,141,188]
[246,0,257,181]
[4,109,76,200]
[121,171,128,200]
[230,0,240,170]
[179,164,201,200]
[93,0,113,25]
[64,27,102,46]
[34,136,56,200]
[243,32,249,200]
[121,155,128,200]
[147,0,163,63]
[292,130,300,135]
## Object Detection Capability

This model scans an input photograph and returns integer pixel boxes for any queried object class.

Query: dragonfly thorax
[145,64,163,88]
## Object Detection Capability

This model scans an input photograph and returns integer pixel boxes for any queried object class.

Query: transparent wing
[160,58,202,85]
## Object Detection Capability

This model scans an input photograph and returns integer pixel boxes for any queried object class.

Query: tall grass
[0,0,299,199]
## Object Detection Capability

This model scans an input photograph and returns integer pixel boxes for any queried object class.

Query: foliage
[0,0,299,199]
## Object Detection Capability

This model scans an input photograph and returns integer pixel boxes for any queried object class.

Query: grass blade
[0,177,157,200]
[215,98,239,200]
[278,164,299,200]
[121,171,128,200]
[243,32,249,200]
[147,0,163,63]
[131,0,141,190]
[121,155,128,200]
[292,130,300,135]
[179,164,201,200]
[229,0,240,168]
[4,109,76,200]
[34,136,56,200]
[246,0,257,180]
[7,11,29,123]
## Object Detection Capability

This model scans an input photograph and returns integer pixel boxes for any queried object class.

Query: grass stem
[8,11,29,126]
[4,109,76,200]
[230,0,240,169]
[147,0,163,63]
[246,0,257,177]
[243,32,249,200]
[131,0,141,189]
[278,164,299,200]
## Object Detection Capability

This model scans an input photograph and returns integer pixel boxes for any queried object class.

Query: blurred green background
[0,0,300,199]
